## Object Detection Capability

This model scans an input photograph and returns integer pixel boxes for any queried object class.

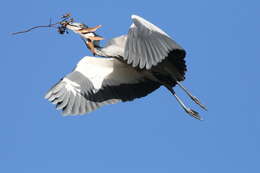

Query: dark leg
[165,85,202,120]
[176,81,207,111]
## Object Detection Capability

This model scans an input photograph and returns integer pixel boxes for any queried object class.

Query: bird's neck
[94,47,106,57]
[83,41,99,56]
[83,39,106,57]
[86,42,107,57]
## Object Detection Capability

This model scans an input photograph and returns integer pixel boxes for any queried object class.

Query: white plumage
[131,15,170,37]
[74,57,150,90]
[45,56,159,115]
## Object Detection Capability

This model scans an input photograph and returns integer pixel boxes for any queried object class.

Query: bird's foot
[185,108,203,120]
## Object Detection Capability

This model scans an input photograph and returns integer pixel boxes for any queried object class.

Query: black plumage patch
[86,79,161,102]
[167,49,187,80]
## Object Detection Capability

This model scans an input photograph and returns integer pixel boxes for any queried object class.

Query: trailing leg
[176,81,207,110]
[165,85,202,120]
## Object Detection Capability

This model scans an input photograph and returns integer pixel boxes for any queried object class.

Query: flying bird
[45,15,206,120]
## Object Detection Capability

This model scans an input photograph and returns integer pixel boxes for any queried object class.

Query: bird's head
[66,22,104,53]
[66,22,103,41]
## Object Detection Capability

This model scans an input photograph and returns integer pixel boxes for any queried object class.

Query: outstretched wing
[124,15,186,69]
[45,56,160,116]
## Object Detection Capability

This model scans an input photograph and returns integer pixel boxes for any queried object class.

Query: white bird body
[74,57,154,90]
[45,15,206,119]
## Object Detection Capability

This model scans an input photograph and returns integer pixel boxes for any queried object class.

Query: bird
[45,15,207,120]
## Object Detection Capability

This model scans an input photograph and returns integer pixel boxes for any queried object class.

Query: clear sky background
[1,0,259,172]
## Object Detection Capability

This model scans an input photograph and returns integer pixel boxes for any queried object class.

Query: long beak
[87,36,104,41]
[78,25,104,41]
[79,25,102,34]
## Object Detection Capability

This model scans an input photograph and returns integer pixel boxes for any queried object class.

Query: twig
[12,13,73,35]
[12,21,60,35]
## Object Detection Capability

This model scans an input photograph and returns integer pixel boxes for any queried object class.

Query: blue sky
[1,0,259,172]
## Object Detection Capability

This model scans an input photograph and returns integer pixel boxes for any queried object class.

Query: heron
[45,15,206,120]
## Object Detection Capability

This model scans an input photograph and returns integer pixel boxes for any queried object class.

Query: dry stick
[12,16,72,35]
[12,13,72,35]
[12,21,60,35]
